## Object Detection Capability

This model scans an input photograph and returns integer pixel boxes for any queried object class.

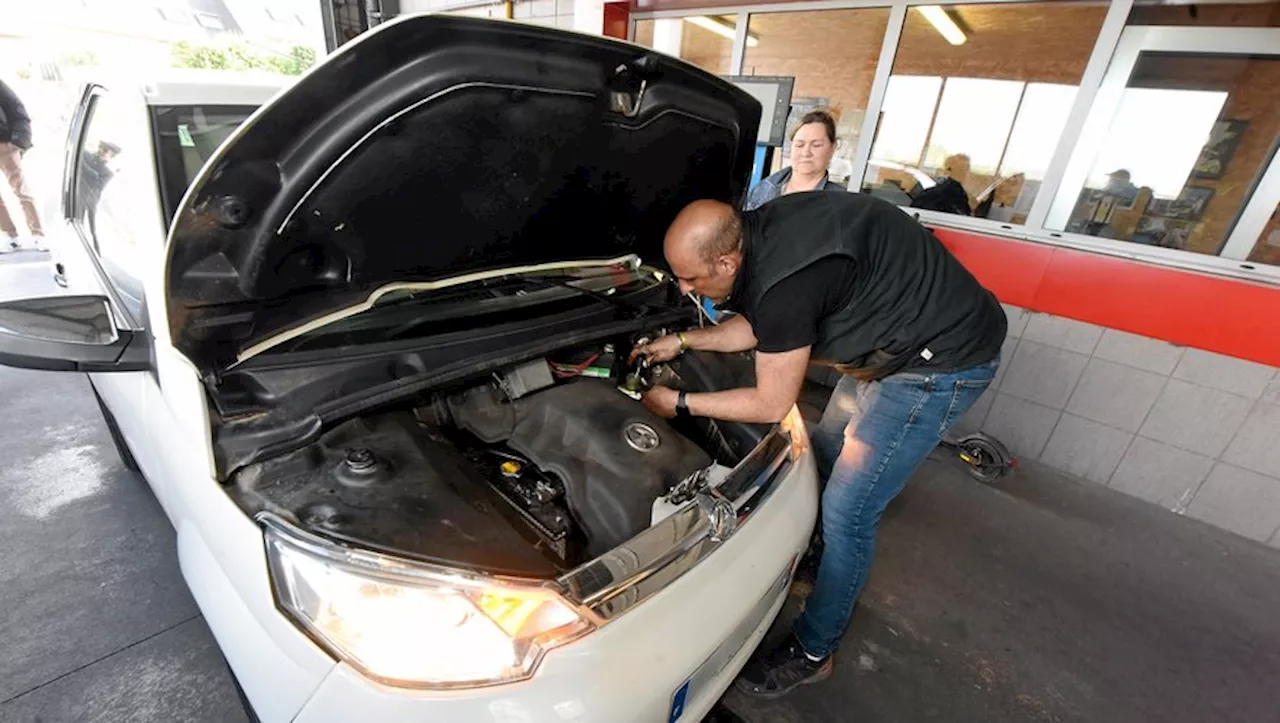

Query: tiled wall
[511,0,577,30]
[954,305,1280,547]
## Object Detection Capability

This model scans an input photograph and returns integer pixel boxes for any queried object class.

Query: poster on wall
[1192,120,1249,180]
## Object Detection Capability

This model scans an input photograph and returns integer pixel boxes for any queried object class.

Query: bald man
[636,191,1006,699]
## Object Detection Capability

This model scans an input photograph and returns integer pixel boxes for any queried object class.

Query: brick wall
[741,7,888,131]
[955,304,1280,546]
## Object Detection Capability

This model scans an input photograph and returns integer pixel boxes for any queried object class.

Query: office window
[1053,52,1280,260]
[999,83,1078,181]
[870,75,942,167]
[862,2,1108,222]
[739,7,892,184]
[633,16,738,74]
[921,77,1023,174]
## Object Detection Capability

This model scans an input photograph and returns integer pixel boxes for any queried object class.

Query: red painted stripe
[930,226,1280,368]
[933,229,1051,309]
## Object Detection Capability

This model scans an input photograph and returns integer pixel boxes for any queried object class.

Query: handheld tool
[618,337,657,400]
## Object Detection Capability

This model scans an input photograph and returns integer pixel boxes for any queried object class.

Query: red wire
[551,353,600,378]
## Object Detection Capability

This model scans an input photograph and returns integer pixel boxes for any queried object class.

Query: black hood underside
[165,16,760,373]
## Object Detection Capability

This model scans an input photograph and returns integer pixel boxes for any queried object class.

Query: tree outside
[171,40,317,76]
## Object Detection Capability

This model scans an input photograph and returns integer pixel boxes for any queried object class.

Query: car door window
[72,93,151,326]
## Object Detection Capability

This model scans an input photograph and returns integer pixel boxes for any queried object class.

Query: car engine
[445,376,712,557]
[228,342,755,574]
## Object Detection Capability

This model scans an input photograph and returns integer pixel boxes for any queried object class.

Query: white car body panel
[293,452,818,723]
[47,71,820,723]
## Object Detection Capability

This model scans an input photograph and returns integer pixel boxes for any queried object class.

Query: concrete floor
[2,254,1280,722]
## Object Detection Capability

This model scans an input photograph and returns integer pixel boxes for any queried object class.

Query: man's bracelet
[677,331,689,354]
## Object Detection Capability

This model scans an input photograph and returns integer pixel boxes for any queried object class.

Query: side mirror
[0,295,149,372]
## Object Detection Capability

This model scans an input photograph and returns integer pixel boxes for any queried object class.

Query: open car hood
[164,15,761,374]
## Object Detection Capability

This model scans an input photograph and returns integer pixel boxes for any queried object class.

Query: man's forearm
[683,314,757,353]
[686,387,790,424]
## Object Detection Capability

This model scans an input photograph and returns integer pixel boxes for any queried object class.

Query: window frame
[59,87,146,331]
[628,0,1280,284]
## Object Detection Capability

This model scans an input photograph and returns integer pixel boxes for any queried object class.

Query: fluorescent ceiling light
[917,6,966,46]
[684,16,759,47]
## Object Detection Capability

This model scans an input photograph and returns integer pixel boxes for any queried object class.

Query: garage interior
[3,0,1280,721]
[3,351,1279,722]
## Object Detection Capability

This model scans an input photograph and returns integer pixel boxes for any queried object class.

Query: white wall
[400,0,580,31]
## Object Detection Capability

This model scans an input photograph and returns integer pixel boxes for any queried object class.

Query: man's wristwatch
[675,390,690,418]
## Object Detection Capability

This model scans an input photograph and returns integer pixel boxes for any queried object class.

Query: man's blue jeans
[793,358,1000,658]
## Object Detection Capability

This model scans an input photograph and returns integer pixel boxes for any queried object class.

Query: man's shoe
[32,235,47,251]
[734,634,833,700]
[2,236,18,252]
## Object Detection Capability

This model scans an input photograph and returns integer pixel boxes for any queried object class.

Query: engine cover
[449,378,711,554]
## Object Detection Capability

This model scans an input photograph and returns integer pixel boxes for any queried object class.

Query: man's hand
[629,335,683,363]
[628,316,760,364]
[641,385,679,418]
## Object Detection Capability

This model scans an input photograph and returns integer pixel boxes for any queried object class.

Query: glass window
[739,7,892,184]
[862,2,1108,223]
[870,75,942,167]
[999,83,1078,181]
[152,104,257,223]
[74,93,153,323]
[921,77,1023,173]
[633,16,738,74]
[195,12,225,30]
[1053,52,1280,259]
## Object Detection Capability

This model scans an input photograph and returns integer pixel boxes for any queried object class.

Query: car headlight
[259,513,593,688]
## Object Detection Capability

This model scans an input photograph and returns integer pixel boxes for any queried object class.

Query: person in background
[1083,169,1139,237]
[743,109,845,211]
[0,79,44,252]
[77,140,122,245]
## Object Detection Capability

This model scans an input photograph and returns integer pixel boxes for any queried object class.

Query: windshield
[152,104,258,225]
[263,264,665,357]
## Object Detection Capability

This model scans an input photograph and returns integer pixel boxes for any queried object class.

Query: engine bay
[227,334,766,576]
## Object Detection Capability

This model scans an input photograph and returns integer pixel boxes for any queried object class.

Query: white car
[0,16,818,723]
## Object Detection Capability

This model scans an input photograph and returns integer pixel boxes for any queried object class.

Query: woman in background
[744,109,845,211]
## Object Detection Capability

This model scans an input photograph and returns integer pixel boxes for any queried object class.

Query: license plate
[668,678,692,723]
[666,561,795,722]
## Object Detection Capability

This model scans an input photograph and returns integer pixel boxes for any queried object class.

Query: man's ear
[716,253,741,277]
